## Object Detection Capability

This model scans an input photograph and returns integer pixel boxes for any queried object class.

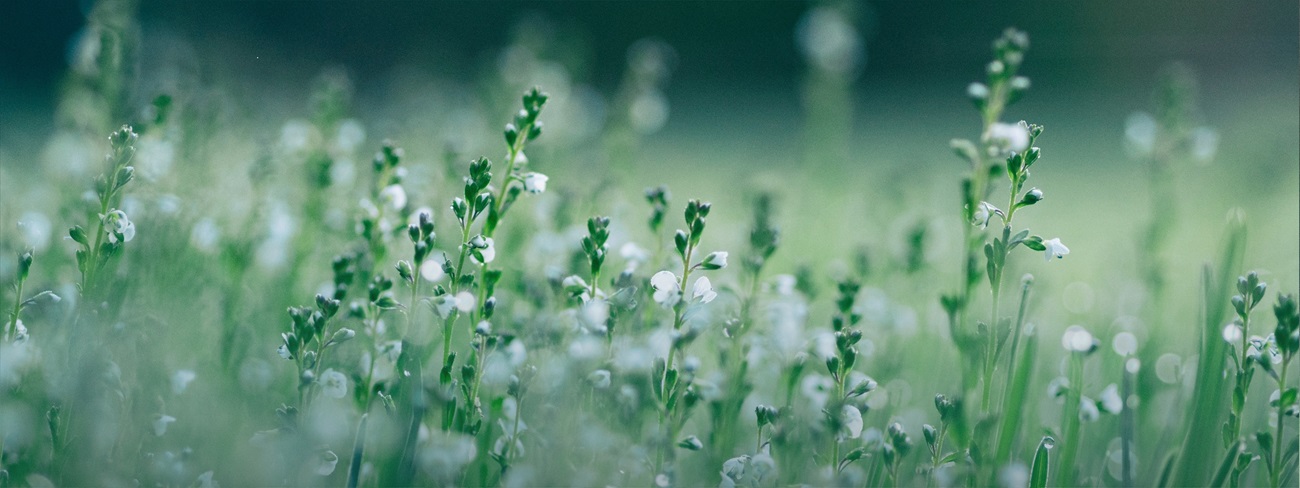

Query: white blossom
[1043,238,1070,261]
[319,369,348,399]
[588,369,611,389]
[700,251,728,270]
[523,172,548,194]
[1062,325,1095,352]
[380,184,407,210]
[471,236,496,265]
[988,122,1030,154]
[171,369,196,395]
[651,271,681,306]
[153,414,177,436]
[841,404,863,439]
[102,209,136,243]
[1098,384,1122,414]
[692,276,718,304]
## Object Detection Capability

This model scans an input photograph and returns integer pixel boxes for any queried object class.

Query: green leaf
[1255,431,1273,472]
[1022,235,1045,251]
[1211,441,1244,487]
[1029,436,1053,488]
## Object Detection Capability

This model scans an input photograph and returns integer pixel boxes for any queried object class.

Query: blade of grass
[1029,435,1053,488]
[995,328,1037,464]
[1210,440,1244,487]
[1172,216,1246,486]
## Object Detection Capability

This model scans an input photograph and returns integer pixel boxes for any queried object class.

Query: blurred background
[0,1,1297,485]
[0,0,1297,324]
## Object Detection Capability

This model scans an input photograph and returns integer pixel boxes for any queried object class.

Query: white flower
[700,251,728,270]
[1222,323,1243,344]
[420,259,446,282]
[1043,238,1070,261]
[454,292,476,313]
[1124,112,1157,156]
[841,405,863,439]
[1098,383,1122,414]
[967,82,990,100]
[588,369,611,389]
[196,471,218,488]
[319,369,348,399]
[523,172,548,194]
[171,369,196,395]
[1062,325,1095,353]
[153,414,176,436]
[988,122,1030,154]
[692,276,718,304]
[972,201,996,229]
[102,209,136,243]
[470,236,495,265]
[1079,396,1100,422]
[651,271,680,306]
[314,450,339,476]
[619,242,650,270]
[774,274,797,296]
[379,184,407,210]
[277,344,292,360]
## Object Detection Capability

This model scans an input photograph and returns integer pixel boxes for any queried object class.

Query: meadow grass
[1,4,1298,488]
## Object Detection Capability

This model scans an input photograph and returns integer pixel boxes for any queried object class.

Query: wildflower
[1098,384,1122,414]
[153,414,177,436]
[699,251,728,270]
[523,172,548,194]
[102,209,136,243]
[972,201,997,229]
[277,344,292,360]
[1062,325,1096,353]
[588,369,611,389]
[988,122,1030,154]
[319,369,348,399]
[1043,238,1070,261]
[1222,323,1243,343]
[171,369,196,395]
[380,184,407,210]
[470,236,496,264]
[619,242,650,270]
[1079,396,1100,422]
[692,276,718,303]
[841,404,863,439]
[967,82,990,101]
[651,270,681,306]
[314,450,339,476]
[454,291,476,313]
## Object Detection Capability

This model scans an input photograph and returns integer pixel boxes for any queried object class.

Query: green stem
[1056,352,1085,487]
[1271,357,1289,488]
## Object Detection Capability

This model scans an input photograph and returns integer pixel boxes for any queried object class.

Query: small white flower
[619,242,650,270]
[171,369,196,395]
[319,369,348,399]
[102,209,136,243]
[973,201,997,229]
[651,270,681,306]
[1062,325,1095,353]
[314,450,339,476]
[699,251,728,270]
[774,274,797,296]
[153,414,176,436]
[1079,396,1100,422]
[988,122,1030,154]
[523,172,548,194]
[588,369,611,389]
[692,276,718,304]
[419,259,445,282]
[379,184,407,210]
[1222,323,1243,344]
[1098,383,1122,414]
[277,344,292,360]
[454,292,476,313]
[1043,238,1069,261]
[196,471,218,488]
[968,82,990,100]
[840,404,863,439]
[470,236,496,265]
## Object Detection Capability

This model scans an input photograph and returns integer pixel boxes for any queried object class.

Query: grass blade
[1210,440,1244,487]
[1029,435,1054,488]
[1172,216,1246,486]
